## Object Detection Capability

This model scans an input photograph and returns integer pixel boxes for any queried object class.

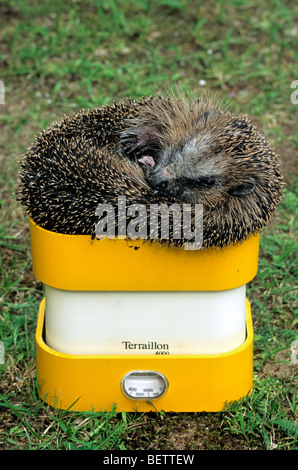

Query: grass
[0,0,297,450]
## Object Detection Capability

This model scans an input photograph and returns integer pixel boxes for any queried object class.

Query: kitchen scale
[31,219,258,412]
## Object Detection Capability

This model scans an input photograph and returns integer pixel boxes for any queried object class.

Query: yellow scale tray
[31,220,258,412]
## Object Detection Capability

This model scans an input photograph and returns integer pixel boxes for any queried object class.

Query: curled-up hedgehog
[17,91,284,248]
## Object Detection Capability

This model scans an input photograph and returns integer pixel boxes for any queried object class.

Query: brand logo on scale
[122,341,170,355]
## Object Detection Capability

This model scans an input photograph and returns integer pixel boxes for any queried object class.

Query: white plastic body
[44,285,247,355]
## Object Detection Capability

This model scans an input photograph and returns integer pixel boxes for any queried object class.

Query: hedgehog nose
[163,168,175,179]
[161,163,177,180]
[149,165,175,191]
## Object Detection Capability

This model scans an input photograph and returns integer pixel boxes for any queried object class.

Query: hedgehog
[17,92,284,249]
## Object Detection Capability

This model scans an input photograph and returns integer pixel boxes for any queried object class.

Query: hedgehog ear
[228,177,256,196]
[120,125,160,158]
[197,110,216,127]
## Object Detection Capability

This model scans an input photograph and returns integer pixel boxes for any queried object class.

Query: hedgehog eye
[178,177,217,189]
[201,177,216,187]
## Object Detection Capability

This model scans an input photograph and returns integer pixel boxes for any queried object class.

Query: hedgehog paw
[120,126,159,159]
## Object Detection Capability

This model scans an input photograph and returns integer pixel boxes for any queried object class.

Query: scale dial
[121,370,168,400]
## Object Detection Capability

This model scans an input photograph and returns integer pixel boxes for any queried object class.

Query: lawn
[0,0,297,450]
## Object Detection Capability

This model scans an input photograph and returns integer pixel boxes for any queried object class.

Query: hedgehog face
[122,126,258,206]
[140,140,226,203]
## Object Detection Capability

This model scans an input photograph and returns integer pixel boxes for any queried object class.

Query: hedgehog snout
[145,163,176,188]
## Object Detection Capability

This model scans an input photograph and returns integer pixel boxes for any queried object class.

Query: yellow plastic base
[30,219,259,291]
[36,298,253,413]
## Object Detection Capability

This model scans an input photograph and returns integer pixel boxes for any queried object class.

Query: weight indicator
[121,371,168,400]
